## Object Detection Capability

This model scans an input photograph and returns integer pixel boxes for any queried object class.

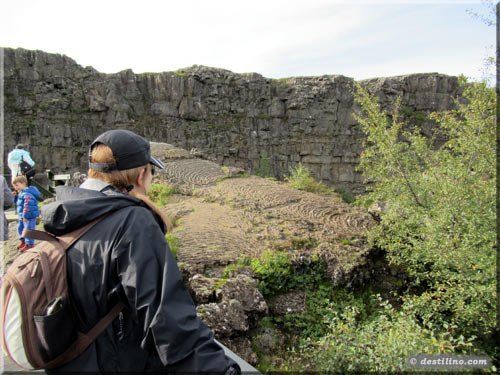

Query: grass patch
[222,257,252,278]
[165,233,180,259]
[148,182,176,207]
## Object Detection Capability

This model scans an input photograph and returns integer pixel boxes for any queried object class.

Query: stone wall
[3,47,461,194]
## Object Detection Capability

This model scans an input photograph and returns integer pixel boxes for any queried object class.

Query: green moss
[173,70,187,78]
[212,278,228,291]
[70,106,88,114]
[290,237,318,250]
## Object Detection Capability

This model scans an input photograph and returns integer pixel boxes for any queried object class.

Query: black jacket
[43,185,236,373]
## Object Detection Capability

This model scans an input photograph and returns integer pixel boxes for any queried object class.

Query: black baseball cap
[89,129,165,172]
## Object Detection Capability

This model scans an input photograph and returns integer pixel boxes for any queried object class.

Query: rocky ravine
[4,47,462,195]
[2,142,377,366]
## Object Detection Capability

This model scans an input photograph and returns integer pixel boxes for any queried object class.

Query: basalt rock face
[4,47,461,194]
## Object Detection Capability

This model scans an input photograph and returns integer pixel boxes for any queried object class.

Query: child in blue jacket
[12,175,41,252]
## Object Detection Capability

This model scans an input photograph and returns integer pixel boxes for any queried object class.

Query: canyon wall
[3,47,461,194]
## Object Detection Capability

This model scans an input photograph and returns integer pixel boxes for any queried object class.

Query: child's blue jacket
[16,186,41,219]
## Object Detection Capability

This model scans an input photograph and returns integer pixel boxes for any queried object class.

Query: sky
[1,0,495,81]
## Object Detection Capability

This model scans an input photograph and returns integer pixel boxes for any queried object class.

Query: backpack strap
[21,230,58,243]
[57,217,109,251]
[23,214,110,251]
[45,301,125,369]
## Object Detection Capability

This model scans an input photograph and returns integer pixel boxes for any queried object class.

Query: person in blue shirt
[12,175,41,252]
[7,144,35,183]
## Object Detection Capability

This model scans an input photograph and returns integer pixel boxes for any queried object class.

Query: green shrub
[247,250,326,298]
[255,152,273,178]
[265,286,487,372]
[148,182,176,207]
[353,79,497,363]
[261,79,496,373]
[335,187,355,203]
[279,285,378,341]
[250,251,293,297]
[285,163,331,194]
[304,299,473,373]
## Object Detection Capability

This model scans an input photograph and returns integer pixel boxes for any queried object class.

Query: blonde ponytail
[89,144,172,231]
[130,190,173,232]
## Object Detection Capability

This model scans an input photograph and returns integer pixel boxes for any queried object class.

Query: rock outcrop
[4,47,462,194]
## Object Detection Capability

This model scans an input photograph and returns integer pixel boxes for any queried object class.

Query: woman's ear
[135,167,147,190]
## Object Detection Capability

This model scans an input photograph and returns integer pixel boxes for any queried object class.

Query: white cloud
[1,0,493,81]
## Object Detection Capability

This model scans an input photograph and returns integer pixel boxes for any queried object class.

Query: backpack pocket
[33,296,77,362]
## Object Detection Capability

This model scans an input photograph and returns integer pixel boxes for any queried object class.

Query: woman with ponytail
[42,129,239,374]
[86,142,172,231]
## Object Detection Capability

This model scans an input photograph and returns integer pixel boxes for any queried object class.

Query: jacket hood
[42,186,143,236]
[24,186,41,199]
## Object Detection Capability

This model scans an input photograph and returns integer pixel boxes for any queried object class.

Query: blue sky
[1,0,494,81]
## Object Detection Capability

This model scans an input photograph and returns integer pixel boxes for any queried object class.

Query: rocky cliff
[3,47,461,194]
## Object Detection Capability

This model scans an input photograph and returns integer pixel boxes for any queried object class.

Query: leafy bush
[285,163,356,203]
[301,298,473,373]
[285,163,331,194]
[353,79,497,362]
[250,251,294,297]
[279,285,379,341]
[147,182,176,207]
[246,250,326,298]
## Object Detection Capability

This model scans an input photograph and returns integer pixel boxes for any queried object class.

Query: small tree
[354,78,496,360]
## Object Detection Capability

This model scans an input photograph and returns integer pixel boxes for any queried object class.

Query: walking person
[12,175,41,251]
[42,129,239,373]
[7,144,35,183]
